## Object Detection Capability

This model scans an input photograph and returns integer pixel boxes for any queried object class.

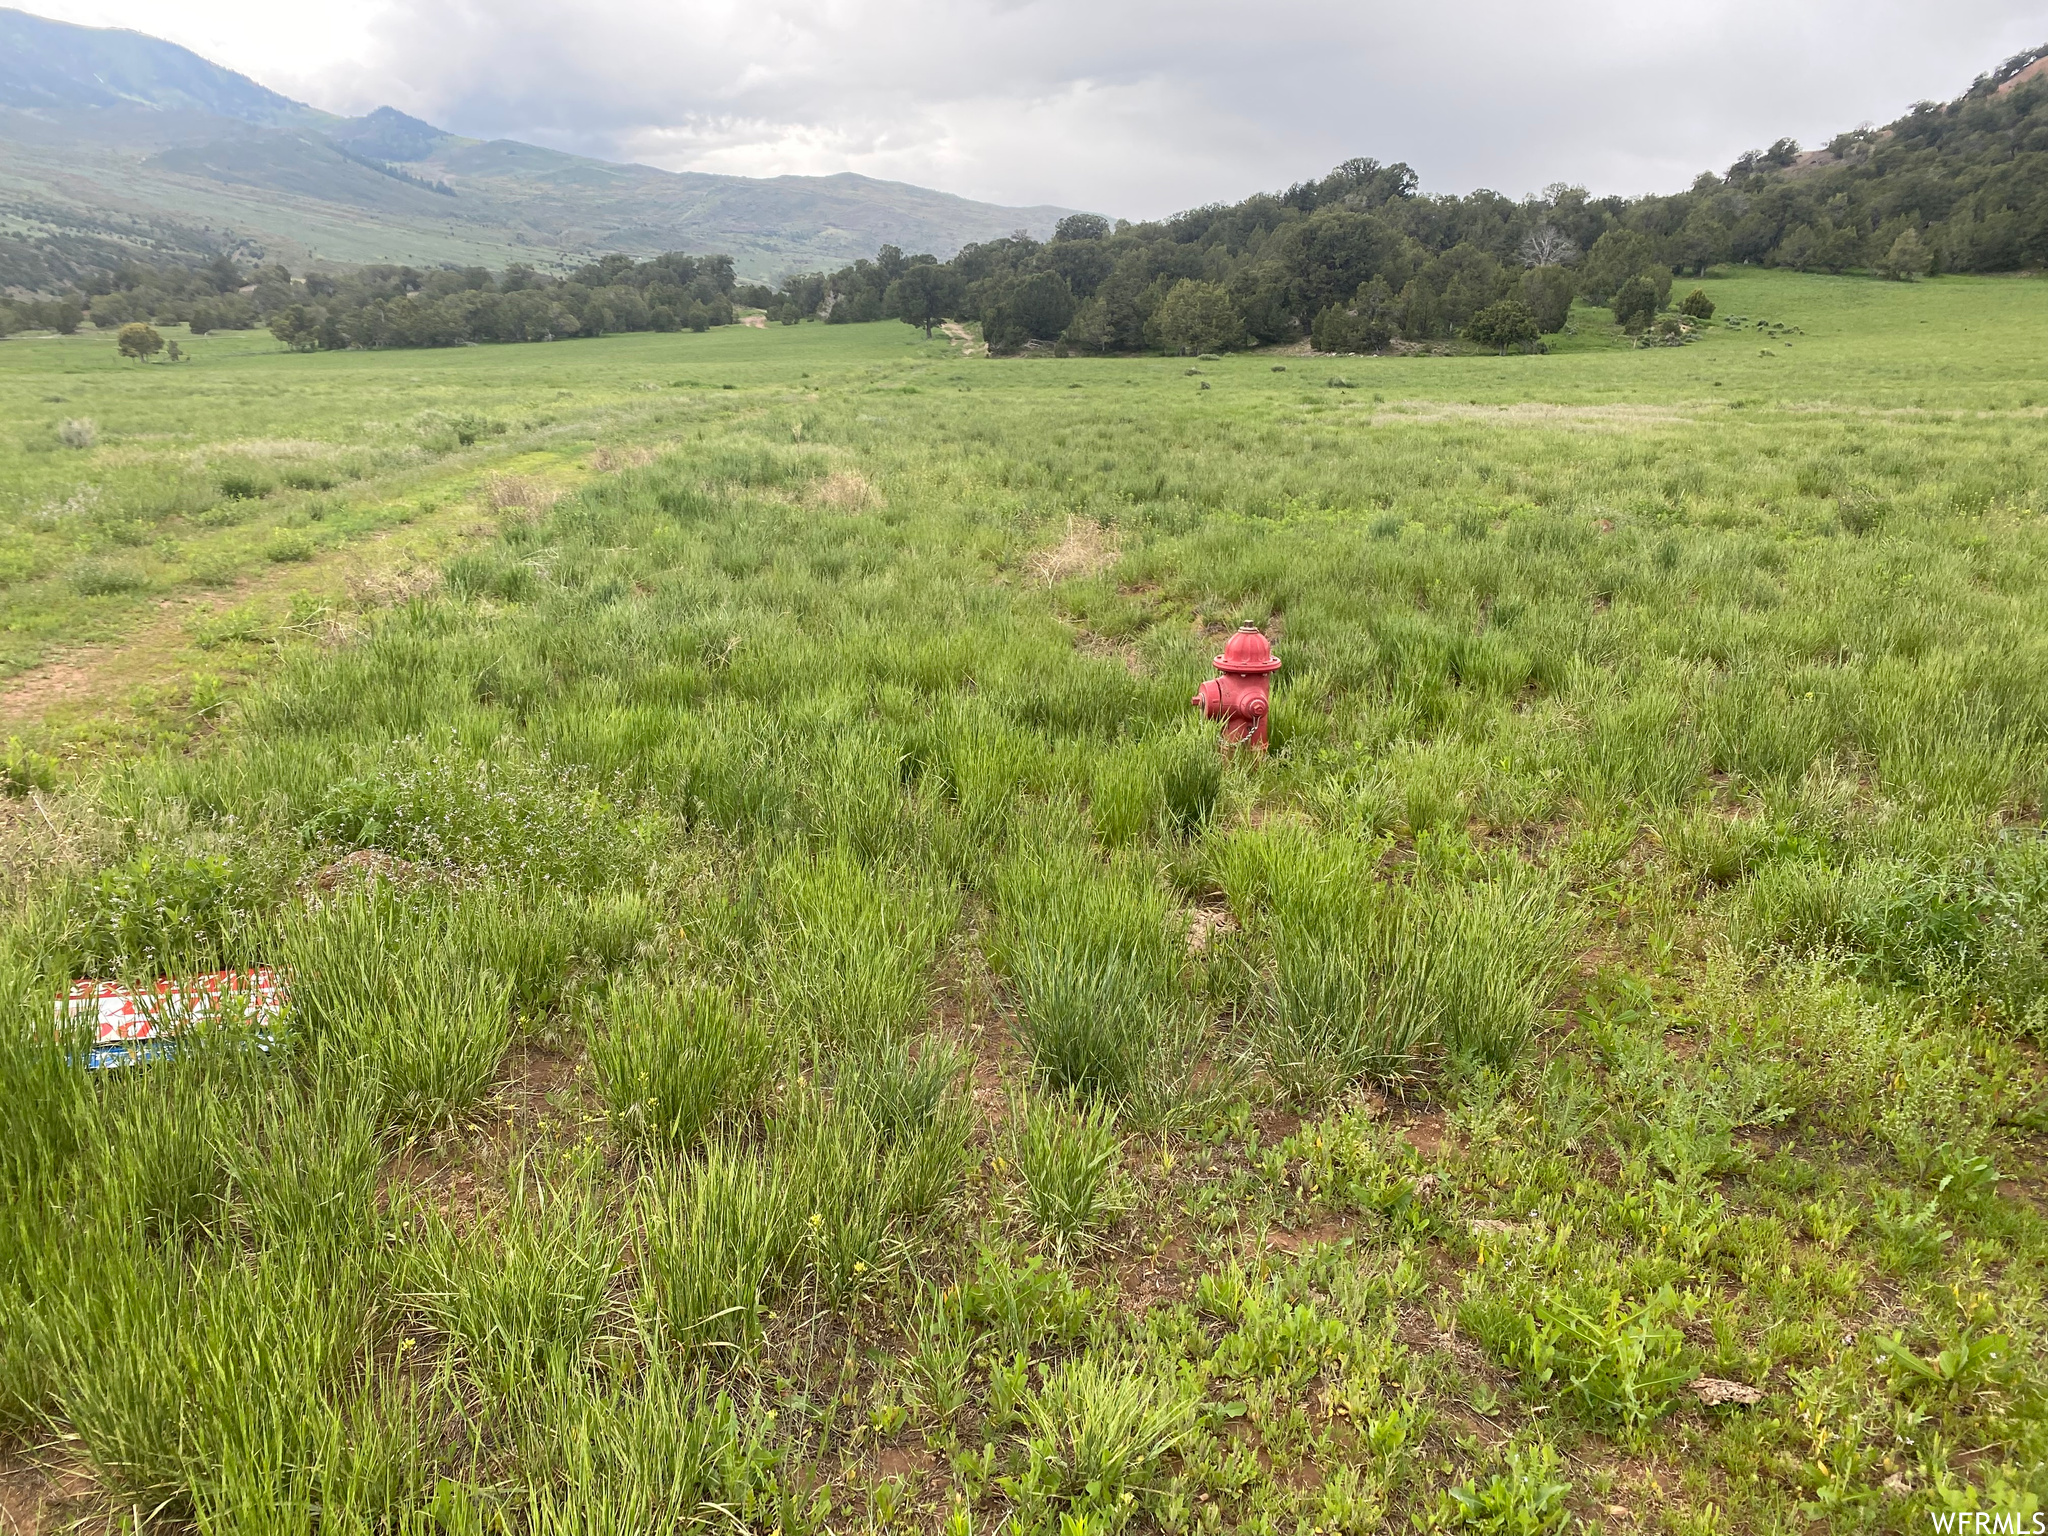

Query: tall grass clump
[1086,727,1223,847]
[992,846,1196,1114]
[1734,836,2048,1039]
[0,967,91,1198]
[588,984,774,1155]
[640,1082,974,1354]
[507,1356,774,1530]
[30,1238,405,1527]
[1015,1353,1200,1518]
[1010,1094,1123,1254]
[639,1142,793,1359]
[1219,828,1571,1096]
[403,1161,616,1398]
[766,849,956,1051]
[834,1031,975,1218]
[283,892,511,1136]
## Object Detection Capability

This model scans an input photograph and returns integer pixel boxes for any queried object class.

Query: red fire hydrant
[1193,624,1281,749]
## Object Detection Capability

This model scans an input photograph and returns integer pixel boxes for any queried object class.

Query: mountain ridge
[0,6,1078,286]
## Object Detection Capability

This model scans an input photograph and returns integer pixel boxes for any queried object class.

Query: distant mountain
[0,6,307,122]
[0,7,1079,288]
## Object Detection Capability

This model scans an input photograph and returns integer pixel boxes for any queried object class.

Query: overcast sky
[26,0,2048,217]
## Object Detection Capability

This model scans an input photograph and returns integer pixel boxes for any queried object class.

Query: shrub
[451,413,506,447]
[1678,288,1716,319]
[68,558,148,597]
[69,850,249,973]
[1,737,59,797]
[264,531,314,563]
[1466,299,1539,355]
[216,471,271,500]
[1875,228,1930,281]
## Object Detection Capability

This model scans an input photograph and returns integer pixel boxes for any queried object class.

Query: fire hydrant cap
[1214,624,1282,674]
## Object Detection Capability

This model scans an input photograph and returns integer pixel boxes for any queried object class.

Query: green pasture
[0,268,2045,1532]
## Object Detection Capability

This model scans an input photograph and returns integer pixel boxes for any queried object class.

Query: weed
[1013,1354,1199,1517]
[1437,1441,1572,1535]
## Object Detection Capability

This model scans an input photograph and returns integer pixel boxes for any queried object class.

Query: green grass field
[1,267,2045,1533]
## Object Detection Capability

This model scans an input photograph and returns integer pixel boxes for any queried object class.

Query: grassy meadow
[1,267,2045,1532]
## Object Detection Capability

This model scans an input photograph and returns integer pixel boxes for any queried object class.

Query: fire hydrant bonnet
[1214,624,1282,674]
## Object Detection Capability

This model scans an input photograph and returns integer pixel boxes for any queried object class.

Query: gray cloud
[43,0,2048,217]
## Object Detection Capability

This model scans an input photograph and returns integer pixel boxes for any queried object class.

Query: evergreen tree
[1875,228,1930,280]
[115,321,163,361]
[1518,266,1575,333]
[885,262,961,339]
[1153,280,1246,355]
[1610,276,1659,332]
[1466,299,1538,354]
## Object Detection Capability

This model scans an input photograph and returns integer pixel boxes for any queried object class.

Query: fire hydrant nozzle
[1193,623,1280,749]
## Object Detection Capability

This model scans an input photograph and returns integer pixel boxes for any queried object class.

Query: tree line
[0,251,742,349]
[752,43,2047,356]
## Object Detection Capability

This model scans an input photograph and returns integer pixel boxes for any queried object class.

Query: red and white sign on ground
[55,968,285,1067]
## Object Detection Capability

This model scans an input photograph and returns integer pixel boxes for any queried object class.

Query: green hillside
[0,7,1076,284]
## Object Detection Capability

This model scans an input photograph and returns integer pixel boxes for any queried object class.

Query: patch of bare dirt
[1027,517,1119,585]
[1394,1108,1449,1157]
[345,562,442,610]
[940,320,984,357]
[309,849,433,893]
[1265,1215,1359,1254]
[482,474,565,514]
[1184,905,1237,956]
[0,661,89,722]
[807,469,882,513]
[1691,1377,1765,1407]
[740,313,768,329]
[1999,58,2048,93]
[874,1446,936,1479]
[0,1442,108,1534]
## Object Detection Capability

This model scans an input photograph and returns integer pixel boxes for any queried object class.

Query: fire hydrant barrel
[1193,623,1280,749]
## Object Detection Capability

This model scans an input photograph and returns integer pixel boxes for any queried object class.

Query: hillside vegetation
[0,267,2043,1531]
[768,45,2048,357]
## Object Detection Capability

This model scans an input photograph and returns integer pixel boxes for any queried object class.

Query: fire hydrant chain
[1193,623,1280,749]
